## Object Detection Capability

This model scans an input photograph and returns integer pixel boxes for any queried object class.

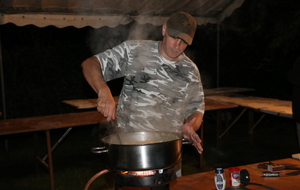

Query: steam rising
[86,21,162,55]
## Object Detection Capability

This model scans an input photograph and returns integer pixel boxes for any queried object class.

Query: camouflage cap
[166,11,197,45]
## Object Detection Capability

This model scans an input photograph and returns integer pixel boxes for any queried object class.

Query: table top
[118,158,300,190]
[62,87,252,110]
[206,95,292,118]
[204,87,254,96]
[0,111,106,136]
[62,97,238,111]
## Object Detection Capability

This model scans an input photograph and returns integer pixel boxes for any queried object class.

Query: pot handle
[182,138,192,145]
[91,146,108,154]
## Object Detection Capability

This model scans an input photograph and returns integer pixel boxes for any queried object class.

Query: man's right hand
[97,87,116,121]
[81,56,116,121]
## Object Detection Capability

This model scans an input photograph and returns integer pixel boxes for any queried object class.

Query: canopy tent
[0,0,244,28]
[0,0,245,119]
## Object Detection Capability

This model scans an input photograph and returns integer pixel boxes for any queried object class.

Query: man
[82,11,205,154]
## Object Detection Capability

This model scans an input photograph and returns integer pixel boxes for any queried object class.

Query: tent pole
[0,34,6,120]
[0,33,8,149]
[216,15,220,88]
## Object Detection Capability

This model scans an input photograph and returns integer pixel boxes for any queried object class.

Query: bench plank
[0,111,106,136]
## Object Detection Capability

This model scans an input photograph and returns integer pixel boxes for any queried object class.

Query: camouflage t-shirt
[95,40,205,133]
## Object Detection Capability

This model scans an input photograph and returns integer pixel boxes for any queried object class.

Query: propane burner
[114,167,176,190]
[118,169,164,177]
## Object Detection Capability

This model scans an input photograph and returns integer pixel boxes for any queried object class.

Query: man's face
[160,25,188,62]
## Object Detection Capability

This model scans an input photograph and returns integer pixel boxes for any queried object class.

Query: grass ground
[1,110,299,190]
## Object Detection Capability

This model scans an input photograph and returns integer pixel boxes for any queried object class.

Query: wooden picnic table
[0,111,107,190]
[206,95,292,118]
[62,87,253,109]
[206,95,293,147]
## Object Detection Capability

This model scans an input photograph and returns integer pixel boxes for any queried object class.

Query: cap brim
[168,28,193,45]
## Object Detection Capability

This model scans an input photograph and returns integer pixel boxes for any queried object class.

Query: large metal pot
[92,131,184,171]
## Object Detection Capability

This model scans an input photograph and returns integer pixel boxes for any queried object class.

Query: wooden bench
[0,111,107,190]
[0,111,106,135]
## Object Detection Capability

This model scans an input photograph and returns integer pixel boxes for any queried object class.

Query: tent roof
[0,0,244,28]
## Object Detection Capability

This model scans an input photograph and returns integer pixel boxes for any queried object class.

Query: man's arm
[182,112,203,154]
[81,56,116,121]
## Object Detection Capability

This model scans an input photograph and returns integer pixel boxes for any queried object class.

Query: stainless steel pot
[92,131,184,171]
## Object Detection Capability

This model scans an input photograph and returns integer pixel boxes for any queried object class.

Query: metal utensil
[110,119,122,144]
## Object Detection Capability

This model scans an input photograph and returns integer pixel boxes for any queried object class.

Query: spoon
[110,119,123,144]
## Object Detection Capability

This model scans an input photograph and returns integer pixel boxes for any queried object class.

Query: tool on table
[240,169,278,190]
[258,161,300,170]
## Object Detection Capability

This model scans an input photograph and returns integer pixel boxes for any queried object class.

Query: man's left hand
[182,117,203,154]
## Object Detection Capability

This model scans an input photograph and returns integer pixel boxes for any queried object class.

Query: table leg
[248,110,266,144]
[216,110,222,148]
[45,130,55,190]
[248,110,254,144]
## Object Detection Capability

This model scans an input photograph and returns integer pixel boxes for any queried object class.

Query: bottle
[214,168,226,190]
[228,167,240,188]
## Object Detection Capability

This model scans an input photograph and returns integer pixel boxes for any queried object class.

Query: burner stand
[114,167,176,190]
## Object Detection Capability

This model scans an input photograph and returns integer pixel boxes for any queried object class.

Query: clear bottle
[214,168,226,190]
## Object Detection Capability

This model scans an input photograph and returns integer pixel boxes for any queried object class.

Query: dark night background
[0,0,300,119]
[1,1,300,189]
